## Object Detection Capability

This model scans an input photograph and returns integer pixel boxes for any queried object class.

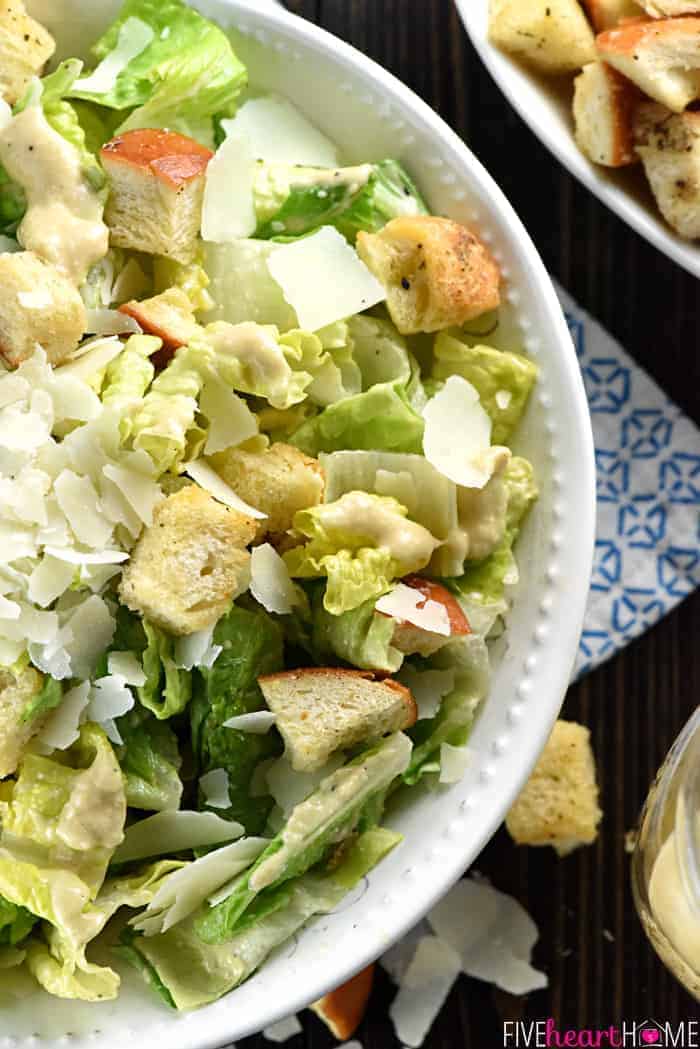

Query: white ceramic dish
[457,0,700,281]
[6,3,595,1046]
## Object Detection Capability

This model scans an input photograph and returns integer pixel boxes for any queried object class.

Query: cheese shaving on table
[199,768,231,809]
[262,1014,303,1043]
[427,876,548,996]
[375,583,450,636]
[422,375,510,489]
[388,935,462,1048]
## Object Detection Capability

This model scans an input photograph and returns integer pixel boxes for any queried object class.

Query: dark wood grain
[232,2,700,1045]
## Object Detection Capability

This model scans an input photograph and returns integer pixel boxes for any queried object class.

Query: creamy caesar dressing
[0,106,109,285]
[648,826,700,973]
[205,321,293,403]
[457,468,509,562]
[318,491,440,571]
[56,744,126,853]
[250,732,412,892]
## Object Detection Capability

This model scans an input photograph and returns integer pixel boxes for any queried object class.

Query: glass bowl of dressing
[632,706,700,1000]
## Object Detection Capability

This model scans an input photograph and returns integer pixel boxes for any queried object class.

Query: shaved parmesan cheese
[87,674,135,724]
[267,227,385,333]
[266,753,345,817]
[62,594,115,679]
[380,920,431,985]
[250,543,297,615]
[55,336,123,382]
[396,666,455,721]
[262,1015,303,1043]
[423,376,509,490]
[223,711,277,734]
[388,935,461,1048]
[0,595,19,619]
[54,470,113,549]
[174,627,222,671]
[185,459,267,519]
[107,651,146,686]
[200,380,258,455]
[202,132,257,242]
[495,389,512,411]
[27,555,75,608]
[135,837,267,935]
[221,95,339,167]
[114,811,244,864]
[428,877,548,996]
[200,768,230,810]
[37,681,90,751]
[376,583,450,636]
[86,308,141,336]
[102,463,163,526]
[439,742,471,784]
[44,546,129,565]
[74,17,154,94]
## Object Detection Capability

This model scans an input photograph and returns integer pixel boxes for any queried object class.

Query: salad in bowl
[0,0,542,1016]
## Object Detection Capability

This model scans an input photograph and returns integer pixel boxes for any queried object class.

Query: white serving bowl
[6,3,595,1046]
[457,0,700,280]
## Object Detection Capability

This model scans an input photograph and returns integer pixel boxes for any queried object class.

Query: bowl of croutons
[460,0,700,278]
[1,0,594,1045]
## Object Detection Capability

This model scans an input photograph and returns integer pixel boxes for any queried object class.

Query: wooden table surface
[236,2,700,1045]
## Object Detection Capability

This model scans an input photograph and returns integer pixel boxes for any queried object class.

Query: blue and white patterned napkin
[556,285,700,678]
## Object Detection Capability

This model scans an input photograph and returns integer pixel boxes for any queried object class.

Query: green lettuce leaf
[139,621,192,720]
[0,896,37,947]
[404,635,490,784]
[23,859,182,1003]
[254,160,427,241]
[116,706,183,812]
[0,164,25,235]
[69,0,246,148]
[119,827,401,1010]
[283,494,437,615]
[101,334,161,428]
[20,675,62,724]
[190,605,284,834]
[290,381,424,457]
[432,333,537,445]
[311,588,403,673]
[203,239,298,330]
[196,733,411,944]
[0,724,126,896]
[153,256,214,314]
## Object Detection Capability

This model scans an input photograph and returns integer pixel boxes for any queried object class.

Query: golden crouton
[208,442,324,541]
[0,1,55,106]
[506,720,602,856]
[488,0,596,74]
[101,129,213,265]
[357,216,501,335]
[119,486,256,636]
[634,102,700,239]
[119,288,199,362]
[0,251,86,368]
[582,0,643,32]
[597,17,700,113]
[0,665,47,779]
[573,61,640,167]
[259,668,416,773]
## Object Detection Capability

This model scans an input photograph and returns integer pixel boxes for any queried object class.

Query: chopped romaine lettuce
[290,381,424,457]
[70,0,247,148]
[203,238,298,330]
[140,621,192,720]
[20,674,62,724]
[0,896,37,947]
[0,164,25,235]
[254,159,427,241]
[190,605,284,834]
[116,707,183,812]
[0,725,126,896]
[284,493,438,615]
[432,334,537,445]
[196,735,411,943]
[153,256,214,314]
[120,827,400,1010]
[311,588,404,673]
